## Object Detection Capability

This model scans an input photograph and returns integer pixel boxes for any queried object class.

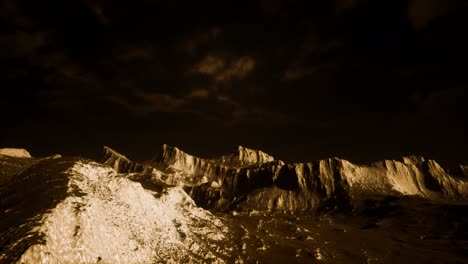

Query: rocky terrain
[1,146,467,263]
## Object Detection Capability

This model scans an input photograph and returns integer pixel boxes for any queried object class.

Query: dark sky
[1,0,467,166]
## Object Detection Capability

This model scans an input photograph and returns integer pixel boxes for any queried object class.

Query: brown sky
[1,0,467,167]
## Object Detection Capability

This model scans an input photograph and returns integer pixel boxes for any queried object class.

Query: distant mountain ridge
[102,145,468,213]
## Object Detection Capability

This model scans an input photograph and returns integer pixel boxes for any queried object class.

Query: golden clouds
[195,56,225,75]
[189,89,210,99]
[194,55,255,81]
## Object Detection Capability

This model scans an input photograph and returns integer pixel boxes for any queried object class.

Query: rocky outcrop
[153,144,235,179]
[0,148,31,158]
[103,145,224,187]
[213,146,275,167]
[1,157,230,264]
[149,144,241,187]
[102,146,148,173]
[373,158,468,199]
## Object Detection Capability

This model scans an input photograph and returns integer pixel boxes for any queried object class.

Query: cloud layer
[1,0,467,165]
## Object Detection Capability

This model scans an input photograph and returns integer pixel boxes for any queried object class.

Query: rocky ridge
[103,145,468,213]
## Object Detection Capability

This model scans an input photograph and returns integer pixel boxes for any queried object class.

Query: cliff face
[236,157,467,212]
[153,144,237,181]
[103,145,468,213]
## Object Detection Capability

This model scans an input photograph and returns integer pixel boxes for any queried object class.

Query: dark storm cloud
[414,88,467,120]
[281,36,344,81]
[408,0,468,29]
[1,0,273,125]
[1,0,465,112]
[181,27,223,55]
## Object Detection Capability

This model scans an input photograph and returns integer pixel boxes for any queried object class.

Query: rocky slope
[0,156,231,264]
[0,148,61,185]
[0,154,36,185]
[103,145,468,213]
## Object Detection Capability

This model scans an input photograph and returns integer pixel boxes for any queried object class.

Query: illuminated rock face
[102,146,148,173]
[104,145,468,213]
[153,144,236,182]
[214,146,275,167]
[0,148,31,158]
[209,157,467,212]
[153,144,275,178]
[1,157,229,264]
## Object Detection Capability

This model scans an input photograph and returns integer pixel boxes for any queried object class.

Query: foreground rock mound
[0,157,229,264]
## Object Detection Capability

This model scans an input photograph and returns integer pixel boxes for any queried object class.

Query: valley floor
[216,198,468,263]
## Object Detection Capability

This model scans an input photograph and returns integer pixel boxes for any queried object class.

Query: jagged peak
[153,144,203,171]
[162,143,175,151]
[213,145,275,167]
[0,148,31,158]
[400,155,427,165]
[103,146,131,161]
[460,165,468,177]
[237,145,273,157]
[158,144,191,160]
[161,144,185,154]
